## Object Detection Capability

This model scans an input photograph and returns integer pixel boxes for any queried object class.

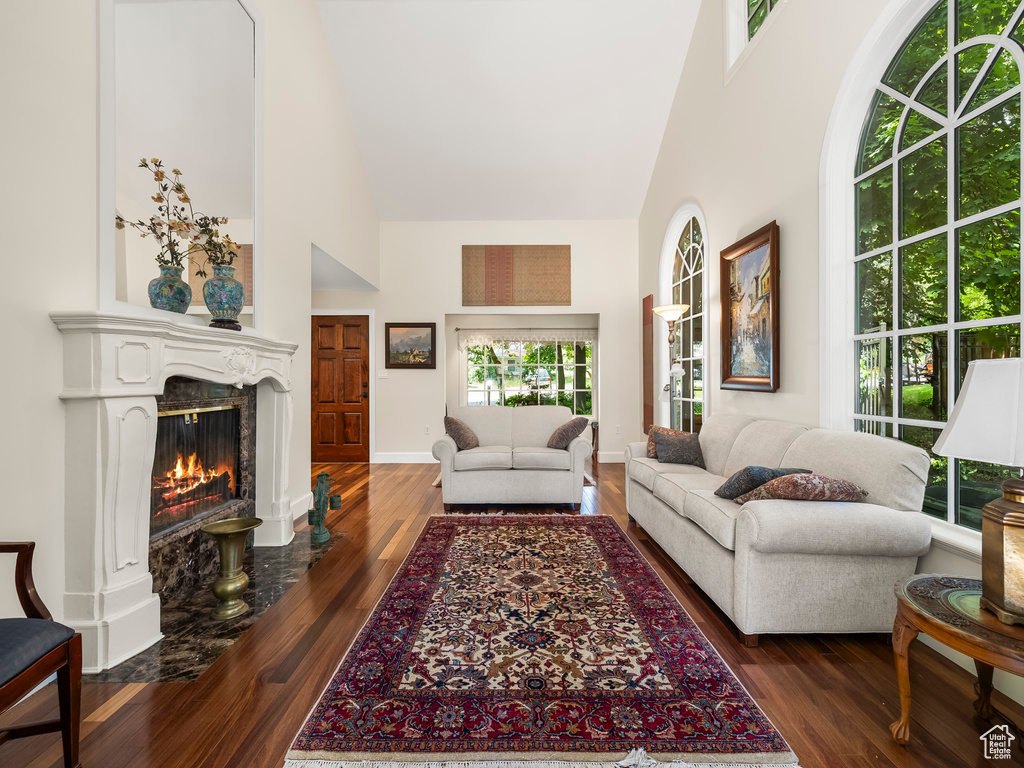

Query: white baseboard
[291,491,313,521]
[597,450,625,464]
[372,452,437,464]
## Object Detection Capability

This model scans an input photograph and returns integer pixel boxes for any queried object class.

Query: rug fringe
[284,746,800,767]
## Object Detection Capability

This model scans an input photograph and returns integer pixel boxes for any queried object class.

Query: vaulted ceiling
[320,0,700,221]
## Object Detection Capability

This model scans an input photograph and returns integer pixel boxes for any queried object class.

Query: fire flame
[156,452,234,500]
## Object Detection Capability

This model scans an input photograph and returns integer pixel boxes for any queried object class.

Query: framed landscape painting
[720,222,780,392]
[385,323,436,369]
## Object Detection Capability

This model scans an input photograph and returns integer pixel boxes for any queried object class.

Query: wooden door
[642,294,654,433]
[312,316,370,462]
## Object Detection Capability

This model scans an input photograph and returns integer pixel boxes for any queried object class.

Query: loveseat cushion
[684,490,746,550]
[547,417,590,449]
[0,618,75,686]
[512,447,571,470]
[651,472,729,515]
[444,415,480,451]
[628,457,709,491]
[453,446,513,471]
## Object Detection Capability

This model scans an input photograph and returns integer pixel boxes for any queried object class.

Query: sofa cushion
[780,429,930,511]
[512,447,572,470]
[444,416,480,451]
[652,430,706,468]
[651,472,729,515]
[512,406,575,449]
[723,421,808,477]
[628,457,709,491]
[448,406,513,448]
[547,417,590,449]
[697,414,755,476]
[453,446,513,471]
[684,490,746,550]
[715,466,811,500]
[646,425,689,458]
[0,618,75,686]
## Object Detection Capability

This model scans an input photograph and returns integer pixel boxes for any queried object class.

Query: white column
[254,382,294,546]
[63,396,162,673]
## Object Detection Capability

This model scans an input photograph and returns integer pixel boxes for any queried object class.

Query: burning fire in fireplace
[151,452,235,524]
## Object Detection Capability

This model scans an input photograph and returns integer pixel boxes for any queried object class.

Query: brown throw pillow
[734,474,868,505]
[646,425,690,459]
[651,429,706,469]
[444,416,479,451]
[547,417,590,449]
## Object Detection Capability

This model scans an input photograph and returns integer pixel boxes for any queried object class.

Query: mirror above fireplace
[111,0,256,326]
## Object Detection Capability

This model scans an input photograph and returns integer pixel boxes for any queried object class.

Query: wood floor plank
[2,462,1021,768]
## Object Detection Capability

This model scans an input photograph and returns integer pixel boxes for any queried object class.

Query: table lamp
[934,358,1024,625]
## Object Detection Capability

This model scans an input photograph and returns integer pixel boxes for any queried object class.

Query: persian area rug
[286,516,797,767]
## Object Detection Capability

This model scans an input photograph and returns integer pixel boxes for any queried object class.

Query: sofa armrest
[431,436,458,467]
[568,435,592,471]
[624,441,647,466]
[735,500,932,558]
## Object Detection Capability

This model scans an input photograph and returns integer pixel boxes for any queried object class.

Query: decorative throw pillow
[547,417,590,450]
[444,416,479,451]
[651,429,706,469]
[646,425,690,459]
[734,473,868,505]
[715,466,812,500]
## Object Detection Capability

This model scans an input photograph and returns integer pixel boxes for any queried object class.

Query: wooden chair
[0,542,82,768]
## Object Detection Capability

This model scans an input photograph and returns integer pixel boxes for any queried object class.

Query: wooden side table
[890,574,1024,745]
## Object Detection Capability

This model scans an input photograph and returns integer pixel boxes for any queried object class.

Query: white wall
[313,220,641,462]
[638,0,1024,704]
[0,0,379,620]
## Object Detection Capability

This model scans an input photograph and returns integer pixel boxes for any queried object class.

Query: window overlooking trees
[853,0,1024,530]
[669,216,705,432]
[462,332,595,416]
[746,0,781,41]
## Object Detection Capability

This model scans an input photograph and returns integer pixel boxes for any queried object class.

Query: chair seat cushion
[512,446,571,470]
[452,446,513,471]
[0,618,75,686]
[628,457,709,491]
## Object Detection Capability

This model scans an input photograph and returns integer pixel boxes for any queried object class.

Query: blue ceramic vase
[148,265,191,314]
[202,264,245,331]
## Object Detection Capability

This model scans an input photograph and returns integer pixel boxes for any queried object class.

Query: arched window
[661,208,707,433]
[852,1,1024,530]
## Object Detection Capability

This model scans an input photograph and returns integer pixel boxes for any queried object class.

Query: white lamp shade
[934,358,1024,466]
[653,304,690,323]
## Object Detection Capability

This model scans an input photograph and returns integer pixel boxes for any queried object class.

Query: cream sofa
[625,414,933,644]
[432,406,592,509]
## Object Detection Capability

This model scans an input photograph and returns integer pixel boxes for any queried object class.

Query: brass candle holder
[200,516,263,621]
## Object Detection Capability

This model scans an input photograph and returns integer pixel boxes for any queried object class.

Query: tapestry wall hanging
[462,244,571,306]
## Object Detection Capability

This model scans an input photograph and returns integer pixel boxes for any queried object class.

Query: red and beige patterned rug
[286,516,798,767]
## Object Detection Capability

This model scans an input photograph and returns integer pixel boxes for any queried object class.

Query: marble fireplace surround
[51,311,299,673]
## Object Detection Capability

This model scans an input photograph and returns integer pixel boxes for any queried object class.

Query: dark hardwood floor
[2,462,1022,767]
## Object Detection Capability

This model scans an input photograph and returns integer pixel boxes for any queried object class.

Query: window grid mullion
[946,0,958,524]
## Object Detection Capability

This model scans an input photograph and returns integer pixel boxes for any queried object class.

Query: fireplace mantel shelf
[51,309,300,673]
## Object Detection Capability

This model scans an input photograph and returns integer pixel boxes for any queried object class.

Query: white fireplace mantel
[51,310,299,672]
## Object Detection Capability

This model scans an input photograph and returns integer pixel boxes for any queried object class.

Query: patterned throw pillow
[715,466,812,500]
[646,425,690,459]
[734,474,868,505]
[547,417,590,449]
[651,429,706,469]
[444,416,479,451]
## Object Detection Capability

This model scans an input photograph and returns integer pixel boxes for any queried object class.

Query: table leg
[889,617,919,745]
[974,660,995,720]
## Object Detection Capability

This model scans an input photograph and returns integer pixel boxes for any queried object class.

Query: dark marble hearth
[88,527,343,683]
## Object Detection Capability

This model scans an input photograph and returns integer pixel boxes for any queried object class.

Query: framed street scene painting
[720,222,780,392]
[385,323,437,369]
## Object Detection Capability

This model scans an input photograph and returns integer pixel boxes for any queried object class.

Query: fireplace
[152,405,240,536]
[149,377,257,600]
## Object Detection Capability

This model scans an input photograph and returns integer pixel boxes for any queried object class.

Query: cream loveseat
[432,406,592,509]
[625,414,933,644]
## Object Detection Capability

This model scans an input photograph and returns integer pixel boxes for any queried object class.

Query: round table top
[897,574,1024,656]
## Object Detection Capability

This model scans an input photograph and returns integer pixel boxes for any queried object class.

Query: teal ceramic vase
[202,264,245,331]
[148,265,191,314]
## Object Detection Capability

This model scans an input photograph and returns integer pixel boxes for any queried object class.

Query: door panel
[312,315,370,462]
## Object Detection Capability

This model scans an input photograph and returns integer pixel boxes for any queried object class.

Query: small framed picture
[385,323,437,369]
[720,222,780,392]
